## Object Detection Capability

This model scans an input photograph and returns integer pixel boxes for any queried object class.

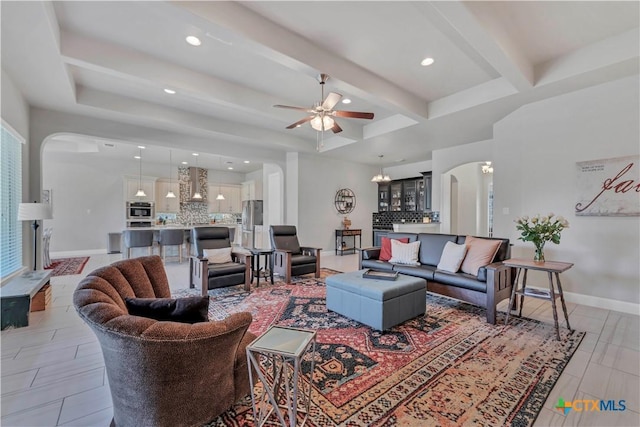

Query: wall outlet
[502,207,510,215]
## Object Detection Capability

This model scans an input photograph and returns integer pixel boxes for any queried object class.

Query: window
[1,122,24,278]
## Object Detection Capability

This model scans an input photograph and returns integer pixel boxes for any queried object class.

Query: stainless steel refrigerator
[241,200,263,248]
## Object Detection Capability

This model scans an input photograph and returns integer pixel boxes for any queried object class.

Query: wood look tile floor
[1,253,638,426]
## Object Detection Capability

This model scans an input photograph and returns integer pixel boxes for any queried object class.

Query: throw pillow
[437,241,468,273]
[379,237,410,261]
[389,239,421,265]
[203,247,233,264]
[125,296,210,324]
[460,236,502,276]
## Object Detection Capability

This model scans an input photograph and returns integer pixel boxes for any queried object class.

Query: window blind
[1,123,23,278]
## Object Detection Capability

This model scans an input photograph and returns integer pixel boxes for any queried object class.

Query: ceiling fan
[274,74,374,133]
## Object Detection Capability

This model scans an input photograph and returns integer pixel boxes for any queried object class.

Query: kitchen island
[392,222,440,233]
[118,223,242,257]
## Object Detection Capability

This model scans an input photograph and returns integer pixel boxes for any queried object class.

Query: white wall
[445,162,481,235]
[296,154,379,252]
[493,75,639,311]
[384,160,433,180]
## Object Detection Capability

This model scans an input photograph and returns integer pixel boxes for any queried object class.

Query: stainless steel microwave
[126,201,154,219]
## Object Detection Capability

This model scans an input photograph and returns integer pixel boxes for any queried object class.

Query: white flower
[541,216,549,223]
[522,215,529,222]
[548,212,554,218]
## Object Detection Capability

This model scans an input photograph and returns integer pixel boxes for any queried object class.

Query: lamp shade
[18,203,52,221]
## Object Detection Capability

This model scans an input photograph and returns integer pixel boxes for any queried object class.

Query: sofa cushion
[393,264,436,281]
[433,271,487,293]
[437,241,468,273]
[203,247,233,264]
[417,233,459,266]
[379,237,409,261]
[389,240,421,265]
[125,296,210,324]
[459,236,502,276]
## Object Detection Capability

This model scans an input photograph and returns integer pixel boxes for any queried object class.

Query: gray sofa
[359,232,514,324]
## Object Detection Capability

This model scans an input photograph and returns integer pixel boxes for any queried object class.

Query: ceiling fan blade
[286,116,314,129]
[331,121,343,134]
[274,104,312,112]
[322,92,342,110]
[334,110,375,120]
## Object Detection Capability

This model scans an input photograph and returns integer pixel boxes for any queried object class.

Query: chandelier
[135,146,146,197]
[481,161,494,174]
[371,155,391,183]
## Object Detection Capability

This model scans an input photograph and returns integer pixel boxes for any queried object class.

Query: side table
[335,229,361,256]
[248,248,274,286]
[504,258,573,340]
[246,325,317,427]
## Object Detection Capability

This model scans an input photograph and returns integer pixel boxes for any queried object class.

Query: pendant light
[216,156,225,200]
[371,154,391,183]
[135,146,147,197]
[166,149,176,198]
[192,153,202,200]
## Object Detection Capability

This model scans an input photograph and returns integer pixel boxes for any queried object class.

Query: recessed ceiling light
[243,160,250,164]
[164,88,176,94]
[342,98,352,104]
[181,161,188,165]
[227,167,234,170]
[134,155,140,159]
[186,36,201,46]
[421,57,435,67]
[137,145,145,149]
[192,153,199,156]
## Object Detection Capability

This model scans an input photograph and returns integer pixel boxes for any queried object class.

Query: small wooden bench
[0,270,52,330]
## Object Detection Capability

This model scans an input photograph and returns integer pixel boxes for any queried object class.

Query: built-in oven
[127,201,154,219]
[127,221,153,228]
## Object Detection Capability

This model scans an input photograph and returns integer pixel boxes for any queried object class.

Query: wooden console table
[503,258,573,340]
[335,229,361,256]
[1,270,52,330]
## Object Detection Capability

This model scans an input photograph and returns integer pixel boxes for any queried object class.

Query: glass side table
[247,325,317,427]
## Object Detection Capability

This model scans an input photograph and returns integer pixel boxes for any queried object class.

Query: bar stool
[123,230,154,259]
[158,229,185,263]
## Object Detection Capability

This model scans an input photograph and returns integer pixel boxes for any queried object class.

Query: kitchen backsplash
[373,211,440,230]
[157,211,241,225]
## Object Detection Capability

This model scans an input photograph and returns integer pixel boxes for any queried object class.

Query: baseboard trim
[51,249,108,258]
[526,286,639,316]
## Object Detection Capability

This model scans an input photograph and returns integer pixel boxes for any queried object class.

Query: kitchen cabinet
[377,184,390,212]
[376,173,432,212]
[208,184,241,213]
[390,182,403,212]
[124,176,156,202]
[155,179,179,213]
[241,180,255,201]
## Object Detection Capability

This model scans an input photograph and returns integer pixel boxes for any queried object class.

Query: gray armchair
[190,227,252,295]
[73,256,256,427]
[269,225,321,283]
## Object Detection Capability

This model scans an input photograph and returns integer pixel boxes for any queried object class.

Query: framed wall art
[575,155,639,216]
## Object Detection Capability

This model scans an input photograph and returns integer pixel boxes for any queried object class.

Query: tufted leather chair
[269,225,321,283]
[73,256,256,427]
[190,227,252,295]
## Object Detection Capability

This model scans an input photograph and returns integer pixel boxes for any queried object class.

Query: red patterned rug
[45,257,89,276]
[175,270,584,427]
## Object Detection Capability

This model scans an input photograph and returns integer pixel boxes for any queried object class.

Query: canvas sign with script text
[575,155,640,216]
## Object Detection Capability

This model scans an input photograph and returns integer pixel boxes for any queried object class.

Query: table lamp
[18,202,53,270]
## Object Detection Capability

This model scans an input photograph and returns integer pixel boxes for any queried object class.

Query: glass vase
[533,242,545,262]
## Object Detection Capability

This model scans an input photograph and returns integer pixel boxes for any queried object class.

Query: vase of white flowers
[514,213,569,262]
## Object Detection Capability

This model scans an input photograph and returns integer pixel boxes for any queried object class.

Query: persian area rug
[45,257,89,276]
[174,270,584,427]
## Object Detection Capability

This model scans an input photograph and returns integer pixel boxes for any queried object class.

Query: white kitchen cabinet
[241,180,255,201]
[208,184,241,213]
[155,179,179,213]
[124,176,156,202]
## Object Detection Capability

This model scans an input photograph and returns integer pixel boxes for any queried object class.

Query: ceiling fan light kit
[274,74,374,134]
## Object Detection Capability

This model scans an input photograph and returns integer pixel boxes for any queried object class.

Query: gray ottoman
[326,270,427,330]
